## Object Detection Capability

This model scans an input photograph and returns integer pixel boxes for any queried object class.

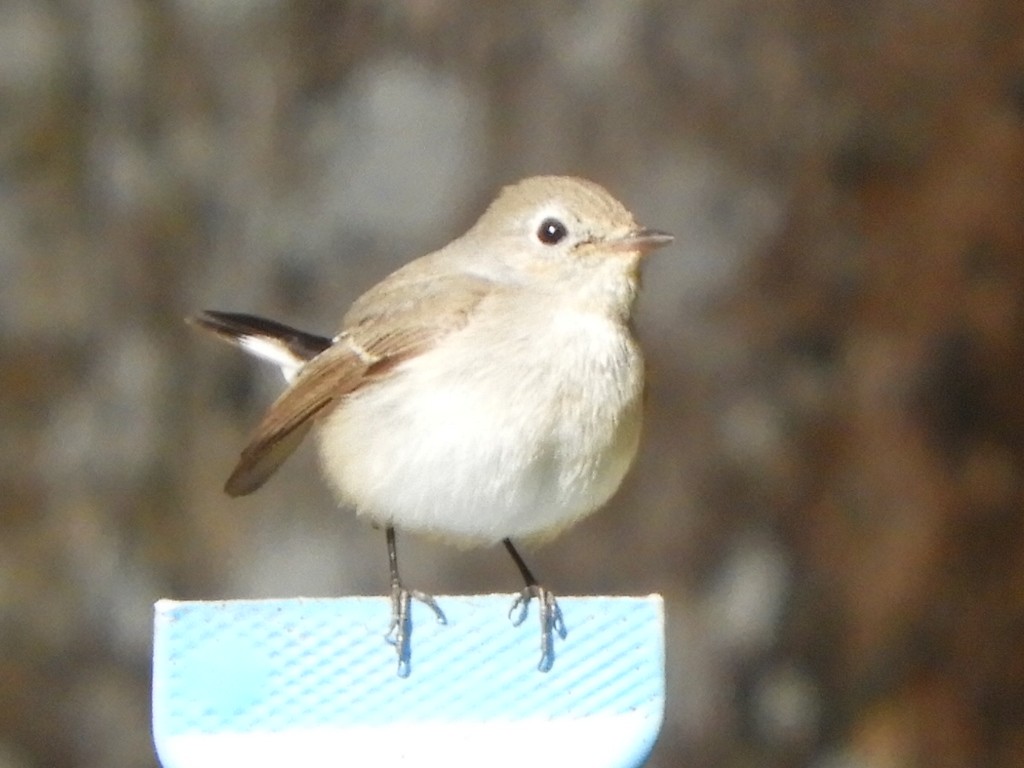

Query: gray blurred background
[3,1,1024,766]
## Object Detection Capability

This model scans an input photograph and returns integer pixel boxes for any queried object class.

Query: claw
[386,584,447,678]
[508,591,529,626]
[508,585,567,672]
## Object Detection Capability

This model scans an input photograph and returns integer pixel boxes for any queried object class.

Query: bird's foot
[508,584,567,672]
[385,582,447,678]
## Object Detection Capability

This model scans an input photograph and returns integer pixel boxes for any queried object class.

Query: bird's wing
[222,271,494,496]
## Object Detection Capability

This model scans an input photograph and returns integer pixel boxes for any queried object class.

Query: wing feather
[223,271,494,495]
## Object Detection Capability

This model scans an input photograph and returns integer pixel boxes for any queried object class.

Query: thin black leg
[503,538,567,672]
[503,538,539,586]
[384,526,446,678]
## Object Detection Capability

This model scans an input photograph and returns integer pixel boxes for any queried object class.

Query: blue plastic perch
[152,594,665,768]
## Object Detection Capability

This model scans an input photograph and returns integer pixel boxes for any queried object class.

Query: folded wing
[195,271,495,497]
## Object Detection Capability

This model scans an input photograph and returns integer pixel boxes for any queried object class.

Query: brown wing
[224,343,367,495]
[224,271,493,496]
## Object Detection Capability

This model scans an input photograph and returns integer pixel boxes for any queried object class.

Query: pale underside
[316,305,644,545]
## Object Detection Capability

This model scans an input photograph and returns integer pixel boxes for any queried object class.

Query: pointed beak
[605,227,674,253]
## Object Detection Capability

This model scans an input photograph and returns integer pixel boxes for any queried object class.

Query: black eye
[537,218,568,245]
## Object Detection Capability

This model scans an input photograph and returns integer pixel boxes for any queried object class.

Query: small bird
[190,176,672,676]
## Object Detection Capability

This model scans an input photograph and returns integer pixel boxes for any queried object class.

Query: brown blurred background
[2,1,1024,766]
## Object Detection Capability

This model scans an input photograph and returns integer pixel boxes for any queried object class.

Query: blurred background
[2,1,1023,766]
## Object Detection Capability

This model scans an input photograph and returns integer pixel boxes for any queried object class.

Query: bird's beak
[605,227,674,254]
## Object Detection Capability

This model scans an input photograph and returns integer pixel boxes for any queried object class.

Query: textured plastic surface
[152,595,664,768]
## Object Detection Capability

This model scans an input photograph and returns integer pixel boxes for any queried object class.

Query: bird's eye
[536,218,568,245]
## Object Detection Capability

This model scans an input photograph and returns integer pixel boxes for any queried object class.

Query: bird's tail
[187,310,331,382]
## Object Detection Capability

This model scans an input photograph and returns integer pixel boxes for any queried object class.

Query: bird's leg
[504,538,567,672]
[384,526,446,677]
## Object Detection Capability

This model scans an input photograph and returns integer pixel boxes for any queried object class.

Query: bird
[189,175,673,676]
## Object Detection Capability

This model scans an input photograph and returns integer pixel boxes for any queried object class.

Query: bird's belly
[315,315,643,545]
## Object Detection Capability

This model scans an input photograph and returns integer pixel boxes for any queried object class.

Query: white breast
[315,308,644,545]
